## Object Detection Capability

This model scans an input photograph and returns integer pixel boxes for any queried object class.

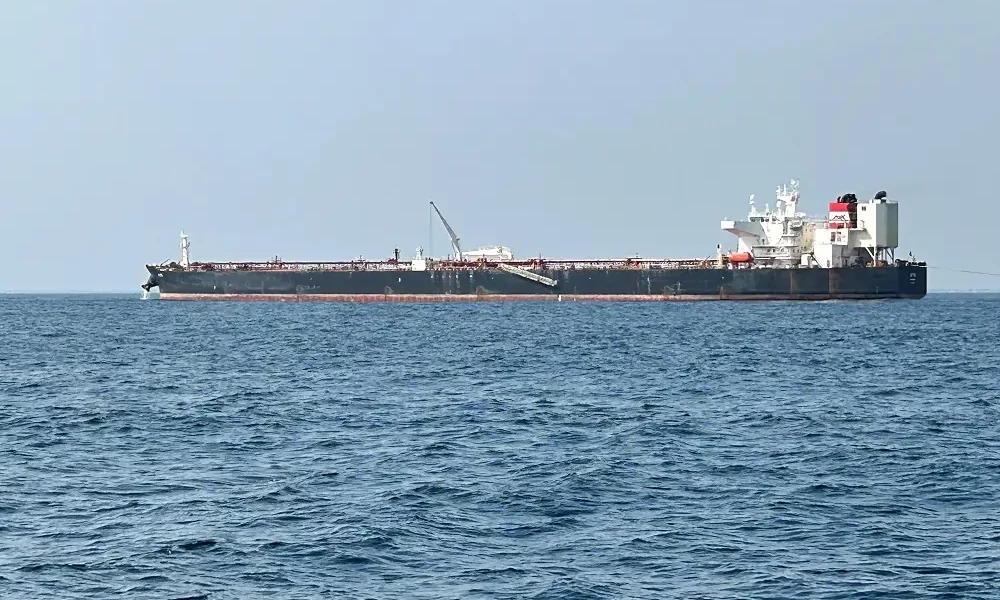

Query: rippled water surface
[2,293,1000,599]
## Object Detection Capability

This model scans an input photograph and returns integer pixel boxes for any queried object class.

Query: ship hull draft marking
[141,181,927,301]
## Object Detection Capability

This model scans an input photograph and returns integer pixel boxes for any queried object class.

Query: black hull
[143,265,928,301]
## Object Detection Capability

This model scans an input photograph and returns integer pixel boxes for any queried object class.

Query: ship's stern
[897,261,927,299]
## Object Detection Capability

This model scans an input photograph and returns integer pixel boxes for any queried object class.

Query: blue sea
[2,293,999,599]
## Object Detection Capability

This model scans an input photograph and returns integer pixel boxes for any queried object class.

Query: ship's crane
[429,200,463,261]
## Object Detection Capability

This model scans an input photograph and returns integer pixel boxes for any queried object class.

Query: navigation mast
[179,231,190,267]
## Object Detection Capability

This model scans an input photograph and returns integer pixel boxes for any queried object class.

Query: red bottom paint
[159,293,923,302]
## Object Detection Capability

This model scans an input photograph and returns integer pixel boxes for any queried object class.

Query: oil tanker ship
[140,179,927,301]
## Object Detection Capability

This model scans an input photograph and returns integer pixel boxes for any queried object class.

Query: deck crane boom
[429,201,463,261]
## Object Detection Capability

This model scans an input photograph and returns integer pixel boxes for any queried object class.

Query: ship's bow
[141,265,161,292]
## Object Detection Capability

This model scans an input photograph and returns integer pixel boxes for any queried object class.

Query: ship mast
[179,231,190,267]
[429,201,463,261]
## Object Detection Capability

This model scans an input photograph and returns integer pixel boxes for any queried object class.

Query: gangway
[497,262,558,287]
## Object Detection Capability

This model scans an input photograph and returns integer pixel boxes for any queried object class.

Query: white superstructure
[463,245,515,261]
[720,179,900,269]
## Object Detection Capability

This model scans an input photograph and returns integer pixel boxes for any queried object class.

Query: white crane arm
[429,201,463,261]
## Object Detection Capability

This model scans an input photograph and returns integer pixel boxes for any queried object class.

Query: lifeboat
[728,252,754,264]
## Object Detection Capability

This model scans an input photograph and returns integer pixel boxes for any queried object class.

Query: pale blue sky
[1,0,997,291]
